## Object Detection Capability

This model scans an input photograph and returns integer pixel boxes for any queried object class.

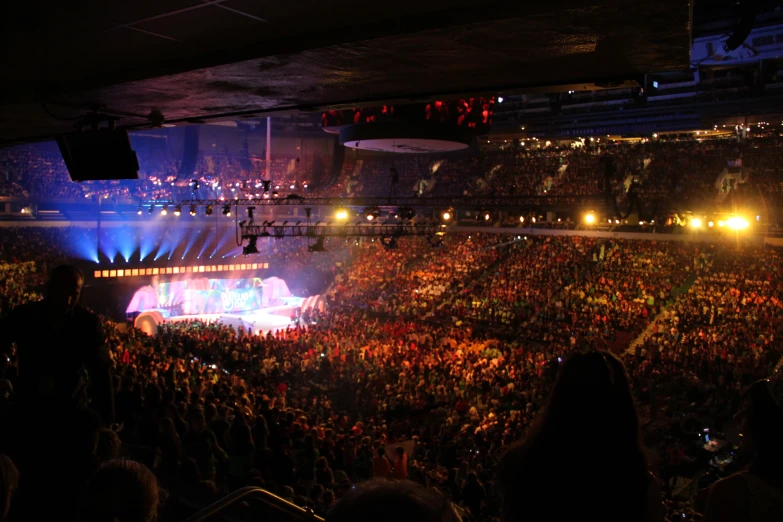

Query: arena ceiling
[0,0,691,145]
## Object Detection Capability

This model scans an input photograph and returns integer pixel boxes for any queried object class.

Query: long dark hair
[744,379,783,481]
[498,350,649,522]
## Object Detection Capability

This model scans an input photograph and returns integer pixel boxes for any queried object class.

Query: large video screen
[126,276,293,315]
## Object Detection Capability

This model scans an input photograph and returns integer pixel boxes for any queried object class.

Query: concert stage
[127,275,322,336]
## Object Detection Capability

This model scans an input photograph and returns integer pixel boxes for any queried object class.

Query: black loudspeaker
[331,138,345,178]
[57,129,140,181]
[178,125,199,180]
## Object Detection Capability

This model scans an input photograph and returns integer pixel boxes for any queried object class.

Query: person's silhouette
[0,264,114,424]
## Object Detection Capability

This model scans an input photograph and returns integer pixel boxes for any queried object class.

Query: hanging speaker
[57,129,139,181]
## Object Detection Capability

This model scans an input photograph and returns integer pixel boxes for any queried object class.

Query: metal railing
[183,487,325,522]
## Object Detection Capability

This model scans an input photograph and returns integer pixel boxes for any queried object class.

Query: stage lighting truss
[240,222,440,239]
[144,194,605,211]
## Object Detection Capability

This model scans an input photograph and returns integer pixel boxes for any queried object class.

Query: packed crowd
[0,143,323,202]
[0,226,782,522]
[3,138,783,216]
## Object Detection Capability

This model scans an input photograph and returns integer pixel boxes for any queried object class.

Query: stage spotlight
[690,218,702,229]
[336,209,349,221]
[441,210,452,221]
[364,207,380,221]
[585,213,596,224]
[519,216,525,223]
[272,191,279,198]
[161,205,168,216]
[531,217,536,223]
[242,235,259,256]
[190,205,197,216]
[247,206,255,222]
[222,204,232,217]
[174,205,181,216]
[290,184,295,189]
[148,205,154,215]
[137,205,143,215]
[708,221,714,227]
[205,204,213,216]
[726,216,749,230]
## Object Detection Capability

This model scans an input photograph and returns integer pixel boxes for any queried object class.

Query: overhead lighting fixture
[190,205,197,216]
[205,204,213,216]
[222,204,232,216]
[161,205,168,216]
[242,235,259,256]
[585,213,596,224]
[484,212,491,221]
[148,205,154,215]
[335,209,349,221]
[247,206,255,222]
[174,205,181,216]
[441,210,452,221]
[690,218,702,229]
[137,205,143,215]
[519,216,525,223]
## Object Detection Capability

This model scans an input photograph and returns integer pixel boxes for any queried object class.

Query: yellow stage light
[726,216,749,230]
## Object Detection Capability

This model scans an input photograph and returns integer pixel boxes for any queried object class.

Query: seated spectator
[81,459,158,522]
[498,350,663,522]
[327,479,460,522]
[705,379,783,522]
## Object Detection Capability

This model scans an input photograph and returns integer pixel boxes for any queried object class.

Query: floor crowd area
[0,226,781,522]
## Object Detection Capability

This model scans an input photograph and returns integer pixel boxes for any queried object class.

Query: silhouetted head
[82,460,158,522]
[498,350,648,522]
[737,379,783,480]
[328,480,460,522]
[47,264,84,314]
